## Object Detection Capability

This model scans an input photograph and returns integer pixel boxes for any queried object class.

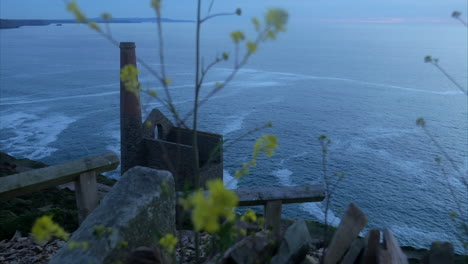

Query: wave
[218,68,465,95]
[0,111,77,160]
[223,169,238,189]
[222,112,250,136]
[0,91,119,105]
[272,168,294,186]
[300,202,342,227]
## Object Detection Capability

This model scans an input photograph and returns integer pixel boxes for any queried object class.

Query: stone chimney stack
[119,42,142,175]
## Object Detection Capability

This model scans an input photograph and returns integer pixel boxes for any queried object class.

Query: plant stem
[433,62,467,95]
[193,0,202,262]
[193,0,202,190]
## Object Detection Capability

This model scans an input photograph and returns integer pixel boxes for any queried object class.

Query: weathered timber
[0,152,119,201]
[422,241,454,264]
[341,238,365,264]
[364,229,381,264]
[234,185,325,206]
[264,200,282,236]
[271,219,312,264]
[379,229,408,264]
[324,203,368,264]
[74,170,99,223]
[120,42,143,175]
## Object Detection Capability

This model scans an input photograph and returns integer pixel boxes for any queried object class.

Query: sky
[0,0,467,24]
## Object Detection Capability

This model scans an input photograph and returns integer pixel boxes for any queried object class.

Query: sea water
[0,22,467,252]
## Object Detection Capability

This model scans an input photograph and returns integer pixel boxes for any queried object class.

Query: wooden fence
[0,151,325,235]
[0,152,119,223]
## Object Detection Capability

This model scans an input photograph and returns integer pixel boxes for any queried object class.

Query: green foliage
[31,215,69,242]
[230,30,246,44]
[63,1,289,261]
[66,1,86,23]
[241,209,257,223]
[265,9,288,31]
[67,240,89,250]
[159,233,178,254]
[252,17,261,32]
[67,1,102,32]
[117,240,128,249]
[101,13,112,21]
[418,11,468,253]
[416,117,426,128]
[151,0,162,12]
[92,225,113,238]
[235,134,278,178]
[424,55,433,63]
[246,41,258,54]
[0,208,77,241]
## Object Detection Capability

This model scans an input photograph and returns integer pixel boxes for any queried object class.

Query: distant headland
[0,17,194,29]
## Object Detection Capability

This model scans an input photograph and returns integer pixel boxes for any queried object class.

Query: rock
[220,231,279,264]
[125,246,171,264]
[271,219,312,264]
[50,167,176,264]
[301,255,319,264]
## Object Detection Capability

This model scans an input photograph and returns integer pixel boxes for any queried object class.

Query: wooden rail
[0,152,120,222]
[235,185,325,235]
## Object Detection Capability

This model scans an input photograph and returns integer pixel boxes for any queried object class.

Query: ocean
[0,21,467,252]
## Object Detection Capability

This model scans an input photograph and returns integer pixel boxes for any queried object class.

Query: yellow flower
[159,234,178,254]
[66,1,87,23]
[31,215,69,243]
[241,209,257,223]
[237,134,278,179]
[252,17,261,31]
[263,134,278,150]
[120,64,140,94]
[230,31,245,44]
[239,228,247,236]
[265,9,288,31]
[208,179,238,222]
[188,179,238,233]
[151,0,162,12]
[235,162,249,179]
[246,41,257,54]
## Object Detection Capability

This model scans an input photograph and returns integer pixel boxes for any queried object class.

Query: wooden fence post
[324,203,368,264]
[75,170,99,223]
[264,200,282,236]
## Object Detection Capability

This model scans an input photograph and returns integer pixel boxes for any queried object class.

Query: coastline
[0,18,194,29]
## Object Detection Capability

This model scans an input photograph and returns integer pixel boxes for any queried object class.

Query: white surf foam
[272,165,342,227]
[0,91,119,106]
[272,168,294,186]
[300,202,342,227]
[223,169,238,189]
[222,112,250,136]
[218,67,464,95]
[0,111,76,160]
